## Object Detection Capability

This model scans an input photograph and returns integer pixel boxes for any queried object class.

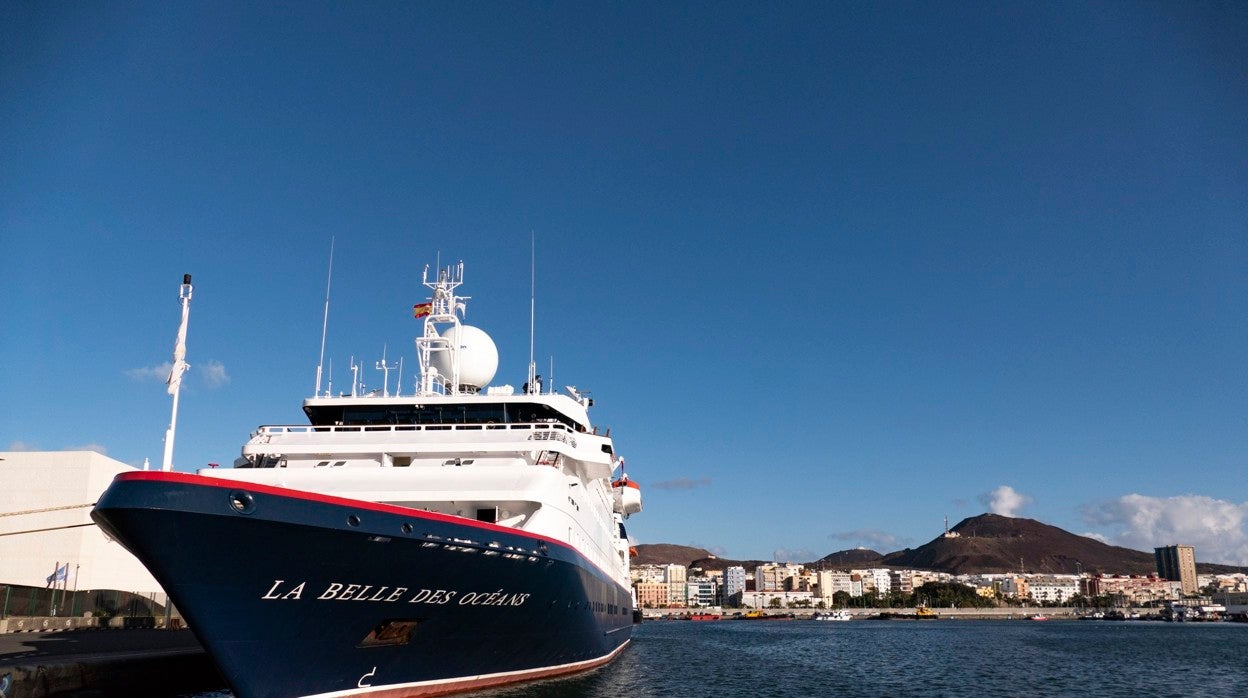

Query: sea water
[186,619,1248,697]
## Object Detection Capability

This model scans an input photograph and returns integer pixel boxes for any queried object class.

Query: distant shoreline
[642,606,1148,620]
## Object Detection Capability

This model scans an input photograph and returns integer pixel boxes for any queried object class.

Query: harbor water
[188,619,1248,697]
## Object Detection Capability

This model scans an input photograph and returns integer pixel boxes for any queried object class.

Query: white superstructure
[198,262,640,586]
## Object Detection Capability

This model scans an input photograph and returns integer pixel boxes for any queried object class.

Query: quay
[0,624,223,697]
[644,606,1093,620]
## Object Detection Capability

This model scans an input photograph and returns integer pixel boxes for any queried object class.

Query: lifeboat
[611,477,643,516]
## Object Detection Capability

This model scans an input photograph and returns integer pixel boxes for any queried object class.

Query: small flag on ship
[413,302,433,318]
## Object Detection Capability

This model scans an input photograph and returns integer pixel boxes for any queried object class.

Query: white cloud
[1079,531,1111,544]
[979,485,1032,517]
[773,547,816,563]
[200,359,230,388]
[126,362,173,382]
[830,528,905,550]
[1082,494,1248,566]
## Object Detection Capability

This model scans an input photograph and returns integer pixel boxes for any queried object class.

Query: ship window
[305,402,576,430]
[332,461,346,467]
[315,461,330,468]
[476,507,498,523]
[358,620,421,648]
[536,451,560,467]
[393,457,412,467]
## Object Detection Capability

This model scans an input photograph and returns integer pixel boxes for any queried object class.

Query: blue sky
[3,2,1246,564]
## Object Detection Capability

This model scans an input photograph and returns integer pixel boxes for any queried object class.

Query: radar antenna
[375,344,397,397]
[527,233,537,394]
[314,237,334,397]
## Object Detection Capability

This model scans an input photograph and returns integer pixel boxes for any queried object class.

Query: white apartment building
[723,566,747,605]
[1026,576,1080,604]
[816,571,858,603]
[857,568,893,595]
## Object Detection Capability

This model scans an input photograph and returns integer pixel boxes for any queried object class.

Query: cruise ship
[92,263,642,698]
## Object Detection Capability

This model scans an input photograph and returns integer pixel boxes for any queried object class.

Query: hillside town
[631,544,1248,620]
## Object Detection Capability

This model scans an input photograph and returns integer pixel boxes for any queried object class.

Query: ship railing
[250,421,579,439]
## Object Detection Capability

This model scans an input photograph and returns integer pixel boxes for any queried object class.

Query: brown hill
[882,513,1243,576]
[632,544,769,573]
[814,548,885,568]
[631,544,714,567]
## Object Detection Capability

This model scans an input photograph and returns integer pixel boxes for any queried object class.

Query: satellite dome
[430,325,498,390]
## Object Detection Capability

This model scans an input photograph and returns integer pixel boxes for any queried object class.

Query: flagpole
[49,561,59,615]
[162,275,193,472]
[72,563,80,617]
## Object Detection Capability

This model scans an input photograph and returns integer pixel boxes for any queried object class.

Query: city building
[685,577,719,607]
[857,568,893,596]
[664,564,688,606]
[634,581,669,608]
[1155,545,1198,595]
[1083,575,1178,604]
[722,566,747,606]
[816,571,856,604]
[1025,576,1080,605]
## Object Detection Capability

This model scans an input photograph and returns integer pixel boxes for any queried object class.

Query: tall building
[1155,545,1198,595]
[664,564,688,606]
[722,566,746,606]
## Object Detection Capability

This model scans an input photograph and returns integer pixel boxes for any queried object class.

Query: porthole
[228,491,255,514]
[347,515,361,527]
[401,523,413,535]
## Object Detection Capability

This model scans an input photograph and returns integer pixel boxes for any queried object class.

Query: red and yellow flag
[413,302,433,318]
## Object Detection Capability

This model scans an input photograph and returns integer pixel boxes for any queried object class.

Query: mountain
[880,513,1157,575]
[631,544,714,568]
[815,548,884,567]
[637,514,1245,576]
[631,544,770,573]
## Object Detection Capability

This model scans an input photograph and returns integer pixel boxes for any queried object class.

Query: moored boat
[92,263,641,698]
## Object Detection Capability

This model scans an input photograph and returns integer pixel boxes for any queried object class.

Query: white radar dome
[430,325,498,390]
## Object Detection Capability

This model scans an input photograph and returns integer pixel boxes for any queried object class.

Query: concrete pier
[0,627,224,697]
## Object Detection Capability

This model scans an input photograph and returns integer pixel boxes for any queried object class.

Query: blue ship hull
[92,472,633,698]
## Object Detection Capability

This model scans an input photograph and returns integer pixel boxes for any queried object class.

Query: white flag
[166,309,190,395]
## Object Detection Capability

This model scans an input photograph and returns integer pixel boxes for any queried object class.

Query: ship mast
[416,262,468,395]
[161,274,193,472]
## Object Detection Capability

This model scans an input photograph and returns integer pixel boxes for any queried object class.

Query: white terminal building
[0,451,163,593]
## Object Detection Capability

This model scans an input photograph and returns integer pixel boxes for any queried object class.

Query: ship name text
[261,580,531,607]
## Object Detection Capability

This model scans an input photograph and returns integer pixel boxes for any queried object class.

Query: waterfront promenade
[644,606,1090,620]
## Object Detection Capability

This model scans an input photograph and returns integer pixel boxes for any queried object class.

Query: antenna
[314,237,335,397]
[527,233,536,394]
[375,344,397,397]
